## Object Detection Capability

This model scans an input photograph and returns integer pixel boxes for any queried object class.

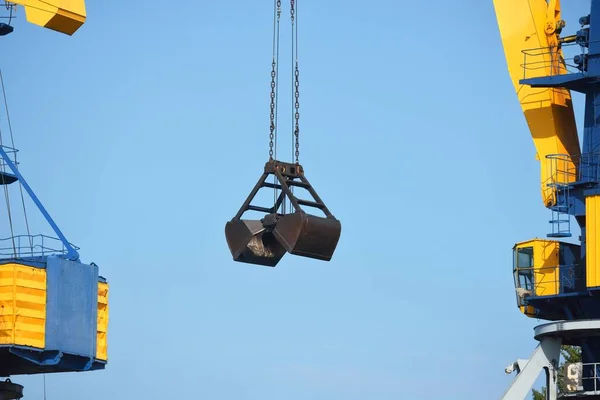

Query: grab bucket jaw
[225,159,341,267]
[274,212,341,261]
[225,219,286,267]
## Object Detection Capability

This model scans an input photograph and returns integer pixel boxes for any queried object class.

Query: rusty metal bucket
[225,219,286,267]
[225,159,341,267]
[274,212,341,261]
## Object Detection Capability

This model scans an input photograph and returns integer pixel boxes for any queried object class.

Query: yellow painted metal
[533,240,560,296]
[0,263,46,349]
[96,281,108,361]
[514,239,561,310]
[586,195,600,288]
[7,0,86,35]
[493,0,580,207]
[519,304,536,317]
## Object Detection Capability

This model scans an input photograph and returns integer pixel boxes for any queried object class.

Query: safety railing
[545,153,578,186]
[0,2,16,23]
[514,264,585,298]
[0,145,19,171]
[546,152,600,185]
[582,363,600,394]
[521,41,587,81]
[0,234,80,259]
[563,362,600,395]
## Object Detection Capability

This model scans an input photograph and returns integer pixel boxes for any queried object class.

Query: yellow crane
[493,0,600,397]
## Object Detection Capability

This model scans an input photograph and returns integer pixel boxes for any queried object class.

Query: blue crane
[0,2,109,399]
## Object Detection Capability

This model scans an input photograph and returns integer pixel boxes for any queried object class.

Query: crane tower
[494,0,600,398]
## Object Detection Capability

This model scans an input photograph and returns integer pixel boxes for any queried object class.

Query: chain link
[269,61,276,159]
[269,0,282,159]
[294,62,300,164]
[291,0,300,163]
[269,0,300,163]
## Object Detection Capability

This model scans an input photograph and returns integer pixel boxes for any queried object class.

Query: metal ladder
[548,181,572,238]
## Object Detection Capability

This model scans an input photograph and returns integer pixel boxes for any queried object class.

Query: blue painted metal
[0,345,106,376]
[9,348,96,373]
[560,244,584,293]
[0,146,79,261]
[541,154,581,237]
[9,348,62,366]
[547,179,572,238]
[44,256,98,359]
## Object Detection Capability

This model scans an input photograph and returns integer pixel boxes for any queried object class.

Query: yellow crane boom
[6,0,85,35]
[493,0,580,207]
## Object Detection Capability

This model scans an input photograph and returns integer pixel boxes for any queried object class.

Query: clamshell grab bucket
[225,159,341,267]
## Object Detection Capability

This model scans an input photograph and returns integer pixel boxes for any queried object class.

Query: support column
[500,337,561,399]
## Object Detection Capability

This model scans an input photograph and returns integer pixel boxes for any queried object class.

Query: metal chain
[269,0,281,160]
[269,0,301,163]
[269,60,276,159]
[291,0,300,164]
[294,62,300,164]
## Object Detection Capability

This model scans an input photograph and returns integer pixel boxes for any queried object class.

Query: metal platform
[534,320,600,344]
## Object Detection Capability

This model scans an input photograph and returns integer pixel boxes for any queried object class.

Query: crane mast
[494,0,600,398]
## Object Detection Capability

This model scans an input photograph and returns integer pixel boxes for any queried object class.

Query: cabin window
[515,246,534,291]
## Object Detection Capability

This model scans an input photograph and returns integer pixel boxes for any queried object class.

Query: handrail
[0,145,79,261]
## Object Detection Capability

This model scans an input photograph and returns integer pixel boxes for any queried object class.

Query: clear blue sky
[0,0,594,398]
